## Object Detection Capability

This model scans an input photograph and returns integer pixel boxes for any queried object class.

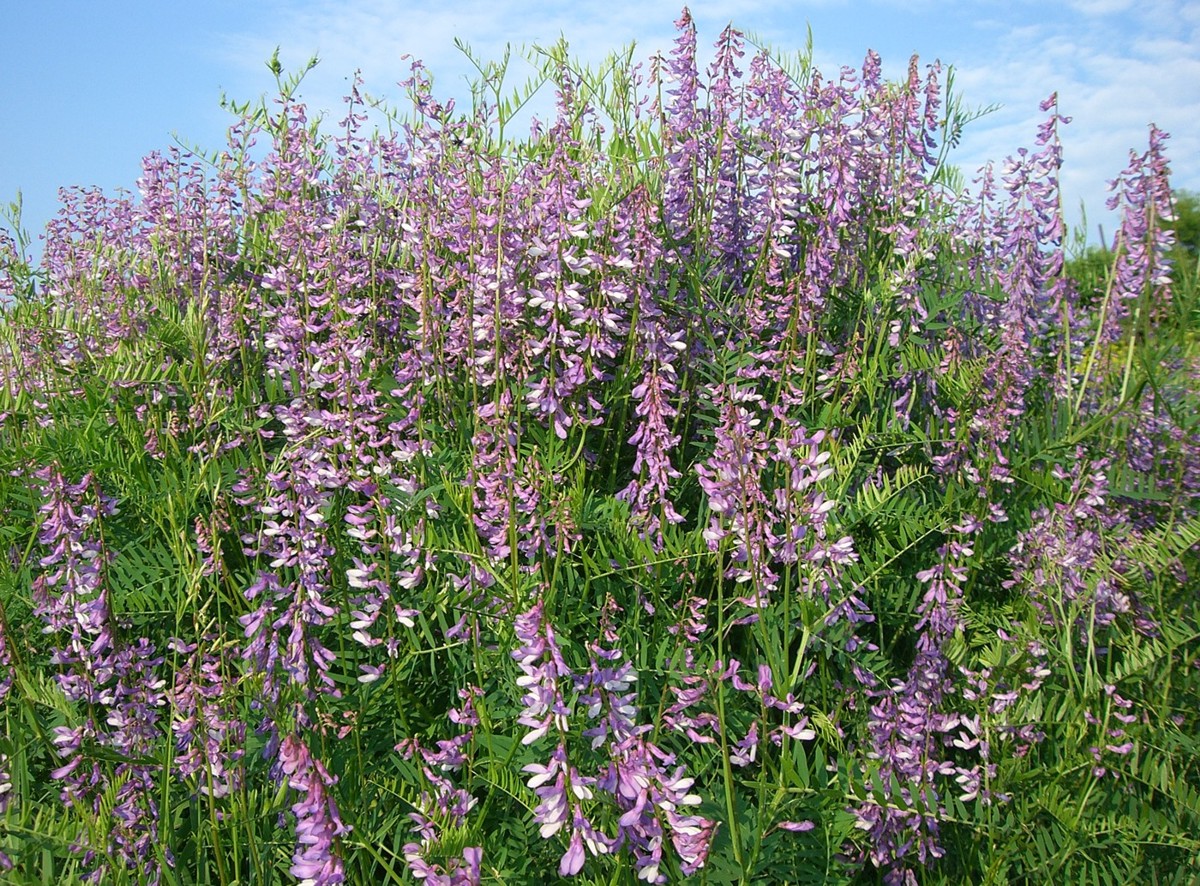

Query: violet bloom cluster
[599,739,715,881]
[741,48,808,296]
[512,85,618,444]
[278,734,351,886]
[726,661,819,766]
[695,384,779,612]
[468,392,548,563]
[855,517,981,884]
[576,600,644,750]
[134,145,241,332]
[167,636,246,798]
[579,599,716,880]
[702,24,752,283]
[654,8,705,252]
[1083,684,1141,779]
[1102,126,1175,346]
[1009,453,1134,633]
[935,98,1070,497]
[513,599,575,747]
[397,687,484,885]
[956,97,1071,504]
[513,599,715,881]
[616,189,685,546]
[228,93,435,710]
[697,390,855,618]
[30,467,168,883]
[40,186,142,354]
[864,54,950,429]
[1125,392,1200,526]
[514,603,590,873]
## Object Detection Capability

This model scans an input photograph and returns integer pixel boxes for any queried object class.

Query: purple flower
[30,467,168,883]
[168,636,245,798]
[398,691,484,885]
[1100,125,1174,346]
[279,734,350,886]
[853,517,980,881]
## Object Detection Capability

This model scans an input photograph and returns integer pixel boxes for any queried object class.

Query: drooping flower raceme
[278,734,351,886]
[30,467,168,884]
[513,599,715,881]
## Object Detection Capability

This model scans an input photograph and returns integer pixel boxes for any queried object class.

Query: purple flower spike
[279,734,350,886]
[30,467,168,884]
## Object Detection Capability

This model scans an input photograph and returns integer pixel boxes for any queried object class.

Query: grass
[0,14,1198,885]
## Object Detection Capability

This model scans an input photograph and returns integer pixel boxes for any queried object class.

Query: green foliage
[1,29,1199,886]
[1169,189,1199,257]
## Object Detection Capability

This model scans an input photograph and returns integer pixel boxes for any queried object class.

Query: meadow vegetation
[1,11,1198,884]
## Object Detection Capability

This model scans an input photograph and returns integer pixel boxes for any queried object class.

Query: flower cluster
[1102,126,1175,345]
[513,599,715,881]
[278,734,351,886]
[0,8,1194,884]
[696,390,854,617]
[167,636,246,798]
[397,687,485,885]
[1009,453,1135,633]
[30,468,168,883]
[855,517,980,882]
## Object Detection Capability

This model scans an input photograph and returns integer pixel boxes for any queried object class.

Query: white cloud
[1065,0,1135,15]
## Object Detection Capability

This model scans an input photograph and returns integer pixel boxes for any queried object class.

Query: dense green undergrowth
[1,12,1198,885]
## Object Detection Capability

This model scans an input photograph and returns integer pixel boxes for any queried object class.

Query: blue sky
[2,0,1197,262]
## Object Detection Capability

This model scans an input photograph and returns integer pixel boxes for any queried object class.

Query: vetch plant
[0,9,1198,885]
